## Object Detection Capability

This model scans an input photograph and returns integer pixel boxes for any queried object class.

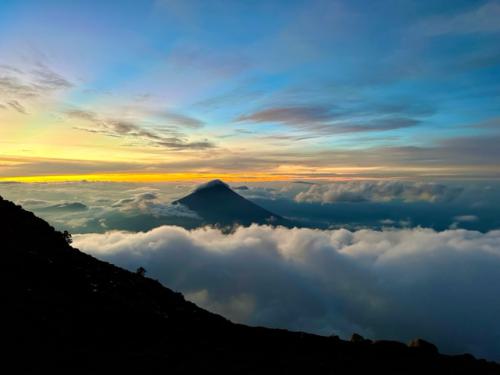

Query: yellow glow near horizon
[0,172,386,183]
[0,172,297,183]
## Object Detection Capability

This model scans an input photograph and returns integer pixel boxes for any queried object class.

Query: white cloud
[454,215,479,222]
[74,225,500,360]
[295,181,462,203]
[237,186,282,200]
[111,192,200,219]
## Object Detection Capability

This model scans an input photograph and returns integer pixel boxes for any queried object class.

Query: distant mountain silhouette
[1,195,499,374]
[173,179,290,227]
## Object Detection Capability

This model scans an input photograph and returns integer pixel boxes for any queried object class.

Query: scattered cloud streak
[0,63,72,113]
[31,62,73,90]
[7,100,28,115]
[236,105,422,136]
[156,111,205,129]
[237,106,335,124]
[67,108,215,150]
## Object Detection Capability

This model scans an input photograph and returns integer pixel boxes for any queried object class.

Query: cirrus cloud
[0,62,72,114]
[236,105,421,136]
[67,108,215,150]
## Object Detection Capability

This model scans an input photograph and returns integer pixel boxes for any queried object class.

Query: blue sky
[0,0,499,180]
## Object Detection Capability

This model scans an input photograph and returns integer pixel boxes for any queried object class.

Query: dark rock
[373,340,409,353]
[351,333,372,344]
[409,339,439,355]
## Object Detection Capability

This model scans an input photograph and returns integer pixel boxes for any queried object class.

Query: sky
[1,0,499,182]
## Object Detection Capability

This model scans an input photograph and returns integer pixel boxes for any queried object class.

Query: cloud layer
[74,225,500,360]
[111,191,200,219]
[295,181,463,203]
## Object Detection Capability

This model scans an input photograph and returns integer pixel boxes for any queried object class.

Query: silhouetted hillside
[1,195,499,374]
[173,179,291,227]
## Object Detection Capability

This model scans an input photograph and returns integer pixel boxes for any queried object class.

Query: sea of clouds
[74,224,500,361]
[2,180,499,232]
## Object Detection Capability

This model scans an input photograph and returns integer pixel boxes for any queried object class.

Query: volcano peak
[193,179,230,192]
[173,179,287,226]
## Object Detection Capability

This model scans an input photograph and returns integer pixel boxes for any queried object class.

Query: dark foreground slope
[1,196,498,374]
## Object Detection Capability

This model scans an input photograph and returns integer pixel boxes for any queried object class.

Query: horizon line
[0,172,353,184]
